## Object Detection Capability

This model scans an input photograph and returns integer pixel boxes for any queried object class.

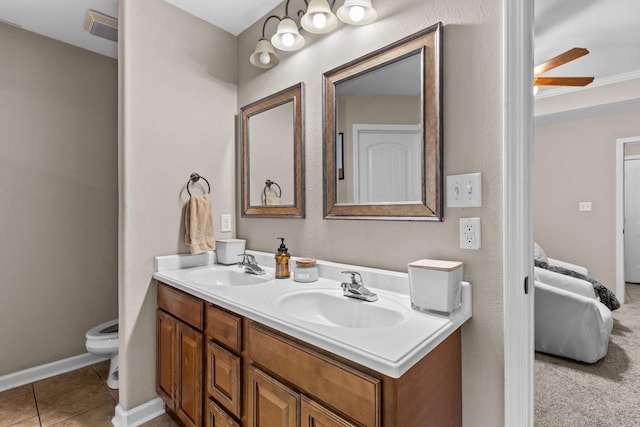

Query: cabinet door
[206,399,240,427]
[248,365,299,427]
[207,341,241,418]
[156,309,175,408]
[175,320,204,427]
[301,396,357,427]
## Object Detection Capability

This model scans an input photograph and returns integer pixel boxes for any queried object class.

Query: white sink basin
[187,267,271,287]
[275,289,409,328]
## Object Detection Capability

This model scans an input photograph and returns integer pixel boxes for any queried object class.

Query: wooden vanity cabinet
[300,395,358,427]
[205,304,244,427]
[207,399,240,427]
[247,365,299,427]
[157,281,462,427]
[157,283,204,427]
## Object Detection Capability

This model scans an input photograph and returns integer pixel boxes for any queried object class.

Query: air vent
[83,9,118,42]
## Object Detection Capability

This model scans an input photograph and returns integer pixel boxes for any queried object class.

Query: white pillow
[534,242,548,267]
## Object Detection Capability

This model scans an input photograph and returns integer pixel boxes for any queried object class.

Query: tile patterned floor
[0,361,178,427]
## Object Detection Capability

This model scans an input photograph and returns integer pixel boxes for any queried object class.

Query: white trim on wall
[504,0,534,425]
[0,353,108,392]
[616,136,640,305]
[535,98,640,127]
[112,398,166,427]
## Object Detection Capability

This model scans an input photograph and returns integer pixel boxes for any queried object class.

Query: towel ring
[262,179,282,202]
[187,172,211,196]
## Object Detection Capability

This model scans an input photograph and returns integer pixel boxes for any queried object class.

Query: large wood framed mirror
[323,23,442,221]
[241,83,304,218]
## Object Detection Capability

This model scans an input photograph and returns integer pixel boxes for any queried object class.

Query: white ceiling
[0,0,283,59]
[1,0,639,98]
[534,0,640,96]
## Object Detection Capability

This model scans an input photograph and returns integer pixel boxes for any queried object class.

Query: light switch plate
[447,173,482,207]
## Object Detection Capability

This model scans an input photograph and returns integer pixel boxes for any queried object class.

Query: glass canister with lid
[293,258,318,283]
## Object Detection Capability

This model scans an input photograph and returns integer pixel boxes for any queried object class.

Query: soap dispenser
[275,237,291,279]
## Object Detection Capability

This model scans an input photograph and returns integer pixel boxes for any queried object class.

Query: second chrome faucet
[341,271,378,302]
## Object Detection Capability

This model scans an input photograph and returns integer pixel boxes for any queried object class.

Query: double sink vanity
[153,250,471,427]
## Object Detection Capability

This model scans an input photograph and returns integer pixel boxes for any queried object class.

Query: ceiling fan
[534,47,595,89]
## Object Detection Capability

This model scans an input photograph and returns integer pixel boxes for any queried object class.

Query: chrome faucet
[238,253,266,275]
[341,271,378,302]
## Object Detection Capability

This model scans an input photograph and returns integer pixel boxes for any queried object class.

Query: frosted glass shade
[271,17,305,51]
[301,0,338,34]
[337,0,377,25]
[249,39,280,68]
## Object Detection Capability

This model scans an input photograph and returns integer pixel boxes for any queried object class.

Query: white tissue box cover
[215,239,246,265]
[408,259,463,314]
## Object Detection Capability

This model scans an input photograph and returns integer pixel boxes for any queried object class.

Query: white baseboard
[112,398,166,427]
[0,352,109,392]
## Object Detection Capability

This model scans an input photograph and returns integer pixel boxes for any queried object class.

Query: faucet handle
[237,253,256,264]
[341,271,363,285]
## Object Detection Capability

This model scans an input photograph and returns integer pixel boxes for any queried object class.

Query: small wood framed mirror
[241,83,304,218]
[323,23,443,221]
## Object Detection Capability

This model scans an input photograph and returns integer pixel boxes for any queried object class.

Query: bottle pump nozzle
[277,237,287,251]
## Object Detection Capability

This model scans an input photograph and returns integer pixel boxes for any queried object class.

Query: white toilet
[85,319,119,389]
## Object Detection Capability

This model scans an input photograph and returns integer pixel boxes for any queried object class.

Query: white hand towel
[185,194,215,254]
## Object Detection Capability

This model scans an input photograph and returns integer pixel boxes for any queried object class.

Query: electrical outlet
[578,201,592,212]
[220,214,232,232]
[460,217,481,250]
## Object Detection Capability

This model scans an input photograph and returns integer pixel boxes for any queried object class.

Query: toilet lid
[86,319,118,340]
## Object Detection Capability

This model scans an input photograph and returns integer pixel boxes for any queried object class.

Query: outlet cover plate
[447,173,482,207]
[460,217,481,250]
[220,214,232,232]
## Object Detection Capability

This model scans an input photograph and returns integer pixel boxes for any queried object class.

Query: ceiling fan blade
[534,76,595,87]
[534,47,590,76]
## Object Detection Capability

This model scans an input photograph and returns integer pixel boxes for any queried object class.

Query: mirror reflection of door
[248,101,294,207]
[352,124,421,204]
[334,53,422,205]
[624,143,640,282]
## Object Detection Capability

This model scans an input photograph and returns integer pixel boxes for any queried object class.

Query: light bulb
[282,32,295,47]
[349,5,365,22]
[259,51,271,65]
[312,13,327,29]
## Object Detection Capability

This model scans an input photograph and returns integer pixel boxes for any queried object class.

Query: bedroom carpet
[535,283,640,427]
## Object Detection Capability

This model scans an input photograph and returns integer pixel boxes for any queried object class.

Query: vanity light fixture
[250,0,377,68]
[250,15,282,68]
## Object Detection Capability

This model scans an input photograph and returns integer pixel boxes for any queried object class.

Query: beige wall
[237,1,505,425]
[0,24,118,374]
[119,0,237,409]
[626,141,640,157]
[534,110,640,289]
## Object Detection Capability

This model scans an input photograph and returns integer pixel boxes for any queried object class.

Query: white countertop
[153,251,472,378]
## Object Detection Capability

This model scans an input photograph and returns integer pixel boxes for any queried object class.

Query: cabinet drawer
[206,304,242,352]
[206,341,241,418]
[248,324,381,427]
[301,395,358,427]
[157,282,204,331]
[206,398,240,427]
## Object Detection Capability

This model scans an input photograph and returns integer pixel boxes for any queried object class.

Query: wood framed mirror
[323,23,442,221]
[241,83,304,218]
